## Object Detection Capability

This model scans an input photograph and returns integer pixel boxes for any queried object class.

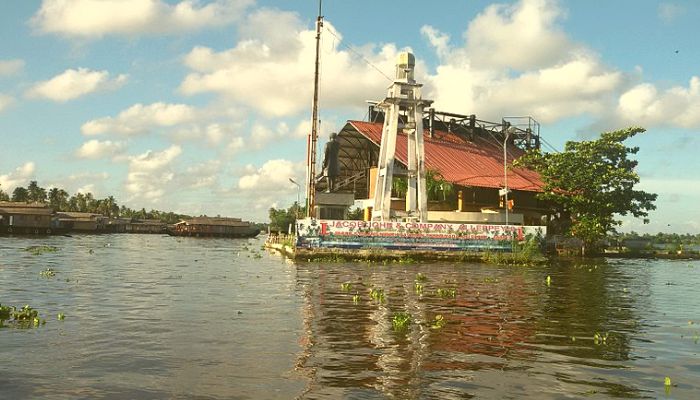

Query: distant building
[324,111,548,225]
[169,217,260,238]
[55,212,107,232]
[125,219,167,234]
[0,201,54,234]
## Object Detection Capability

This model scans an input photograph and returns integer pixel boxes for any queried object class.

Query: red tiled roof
[347,120,544,192]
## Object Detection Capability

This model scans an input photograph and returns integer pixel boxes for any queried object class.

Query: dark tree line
[0,180,189,224]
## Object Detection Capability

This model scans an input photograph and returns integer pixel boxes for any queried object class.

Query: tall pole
[504,131,509,226]
[306,0,323,218]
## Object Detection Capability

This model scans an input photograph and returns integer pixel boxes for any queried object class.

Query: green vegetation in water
[39,267,57,278]
[430,314,446,329]
[0,304,46,328]
[252,253,262,259]
[392,312,411,331]
[57,313,65,320]
[340,282,352,291]
[483,276,499,284]
[25,245,59,255]
[414,282,423,295]
[415,272,427,282]
[352,294,360,304]
[664,376,672,387]
[369,287,385,303]
[546,275,552,286]
[396,255,416,264]
[593,332,609,345]
[436,288,457,298]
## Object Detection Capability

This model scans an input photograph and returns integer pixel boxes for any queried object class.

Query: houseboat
[168,217,260,238]
[0,201,56,235]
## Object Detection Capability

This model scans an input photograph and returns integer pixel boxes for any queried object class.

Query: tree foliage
[1,181,190,223]
[514,126,657,252]
[391,169,454,201]
[268,202,305,233]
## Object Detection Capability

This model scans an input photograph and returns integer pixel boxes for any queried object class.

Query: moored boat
[168,217,260,238]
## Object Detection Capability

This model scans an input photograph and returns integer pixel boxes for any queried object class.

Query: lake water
[1,234,699,399]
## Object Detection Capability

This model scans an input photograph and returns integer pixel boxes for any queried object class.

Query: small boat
[168,217,260,238]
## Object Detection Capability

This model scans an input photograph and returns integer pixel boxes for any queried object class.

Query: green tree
[268,202,305,233]
[0,185,9,201]
[391,169,454,201]
[27,181,47,202]
[48,187,70,211]
[12,187,29,202]
[514,126,657,255]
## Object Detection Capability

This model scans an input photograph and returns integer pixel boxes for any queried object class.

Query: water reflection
[294,259,698,399]
[2,236,698,399]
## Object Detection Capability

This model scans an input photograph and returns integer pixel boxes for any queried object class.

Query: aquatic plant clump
[39,268,56,278]
[340,282,352,291]
[414,282,423,294]
[24,246,59,256]
[392,312,412,331]
[0,304,46,328]
[430,314,446,329]
[369,288,385,303]
[436,288,457,298]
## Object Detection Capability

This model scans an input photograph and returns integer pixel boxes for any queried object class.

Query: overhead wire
[324,25,393,83]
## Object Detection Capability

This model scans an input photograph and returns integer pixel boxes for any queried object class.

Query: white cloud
[82,102,197,136]
[125,145,182,201]
[0,59,25,76]
[238,159,301,192]
[226,136,245,153]
[32,0,253,38]
[180,9,403,117]
[0,162,36,192]
[75,184,96,195]
[658,3,684,23]
[464,0,570,70]
[616,77,700,128]
[420,0,624,123]
[27,68,127,102]
[180,160,221,189]
[0,94,13,113]
[75,139,126,159]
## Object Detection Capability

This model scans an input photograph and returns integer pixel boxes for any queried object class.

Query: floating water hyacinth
[436,288,456,298]
[546,276,551,286]
[352,294,360,304]
[414,282,423,294]
[415,273,427,282]
[664,376,671,387]
[392,312,411,331]
[340,282,352,291]
[593,332,609,345]
[39,268,56,278]
[24,245,59,255]
[431,315,445,329]
[57,313,65,320]
[369,288,385,302]
[0,304,45,328]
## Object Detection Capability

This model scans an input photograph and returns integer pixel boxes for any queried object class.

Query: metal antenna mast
[306,0,323,218]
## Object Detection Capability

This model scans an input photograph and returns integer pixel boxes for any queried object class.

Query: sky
[0,0,699,232]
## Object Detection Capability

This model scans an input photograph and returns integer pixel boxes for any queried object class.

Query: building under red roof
[346,120,544,192]
[327,113,549,225]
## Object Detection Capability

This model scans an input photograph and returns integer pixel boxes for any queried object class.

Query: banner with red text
[295,218,546,252]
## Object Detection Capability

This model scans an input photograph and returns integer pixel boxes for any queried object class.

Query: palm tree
[27,181,47,202]
[48,188,70,211]
[12,187,29,202]
[0,185,9,201]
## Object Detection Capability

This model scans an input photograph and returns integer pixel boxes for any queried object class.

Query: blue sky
[0,0,699,232]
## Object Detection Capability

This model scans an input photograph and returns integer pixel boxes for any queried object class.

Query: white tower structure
[372,52,433,222]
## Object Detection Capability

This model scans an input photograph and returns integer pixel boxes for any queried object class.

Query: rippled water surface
[1,235,699,399]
